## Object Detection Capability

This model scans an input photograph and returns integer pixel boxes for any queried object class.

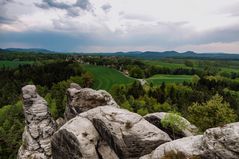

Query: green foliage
[129,66,144,78]
[146,74,193,86]
[188,94,237,131]
[128,81,145,99]
[184,60,194,67]
[0,60,34,68]
[161,112,188,139]
[192,75,200,85]
[0,101,24,159]
[44,93,58,119]
[82,71,94,88]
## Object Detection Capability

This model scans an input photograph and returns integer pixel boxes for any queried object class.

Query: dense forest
[0,51,239,158]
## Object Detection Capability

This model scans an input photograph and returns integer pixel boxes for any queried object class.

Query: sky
[1,0,239,53]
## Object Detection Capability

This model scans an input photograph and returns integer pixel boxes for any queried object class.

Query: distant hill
[1,48,239,60]
[3,48,55,53]
[97,51,239,60]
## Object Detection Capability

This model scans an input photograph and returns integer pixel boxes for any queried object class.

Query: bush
[188,94,237,131]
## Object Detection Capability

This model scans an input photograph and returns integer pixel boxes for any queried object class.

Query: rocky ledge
[18,84,239,159]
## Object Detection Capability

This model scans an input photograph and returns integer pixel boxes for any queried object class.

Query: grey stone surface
[18,85,56,159]
[80,106,172,158]
[140,122,239,159]
[52,116,100,159]
[64,83,119,120]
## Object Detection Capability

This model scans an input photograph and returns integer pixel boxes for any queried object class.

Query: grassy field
[83,65,135,90]
[146,74,193,85]
[143,60,190,69]
[0,60,34,68]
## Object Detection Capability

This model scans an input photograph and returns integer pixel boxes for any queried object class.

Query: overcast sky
[1,0,239,53]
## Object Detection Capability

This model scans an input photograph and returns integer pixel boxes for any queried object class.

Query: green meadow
[146,74,193,85]
[83,65,135,90]
[0,60,34,68]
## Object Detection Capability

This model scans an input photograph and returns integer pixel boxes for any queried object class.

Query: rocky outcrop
[140,135,204,159]
[18,84,239,159]
[140,122,239,159]
[64,83,119,120]
[79,106,172,158]
[52,116,100,159]
[144,112,198,139]
[202,122,239,159]
[18,85,56,159]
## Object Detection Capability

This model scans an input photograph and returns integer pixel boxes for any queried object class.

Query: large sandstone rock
[140,135,204,159]
[64,83,119,120]
[97,140,119,159]
[52,116,100,159]
[144,112,198,139]
[202,122,239,159]
[140,122,239,159]
[18,85,56,159]
[80,106,172,159]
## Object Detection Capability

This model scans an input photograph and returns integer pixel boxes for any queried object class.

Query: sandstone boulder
[52,116,100,159]
[144,112,198,139]
[140,122,239,159]
[64,83,119,120]
[80,106,172,158]
[140,135,204,159]
[202,122,239,159]
[18,85,56,159]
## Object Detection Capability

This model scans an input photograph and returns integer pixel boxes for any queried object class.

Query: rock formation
[18,85,56,159]
[140,122,239,159]
[18,84,239,159]
[144,112,198,139]
[64,83,119,120]
[52,116,100,159]
[79,106,172,158]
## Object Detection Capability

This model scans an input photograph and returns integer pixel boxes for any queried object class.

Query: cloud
[74,0,92,11]
[0,0,15,5]
[222,2,239,17]
[121,13,155,22]
[0,16,15,24]
[35,0,92,11]
[1,0,239,53]
[101,3,111,13]
[35,0,70,9]
[35,0,92,17]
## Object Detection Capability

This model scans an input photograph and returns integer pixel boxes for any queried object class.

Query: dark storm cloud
[101,4,111,12]
[74,0,92,11]
[0,16,15,24]
[35,0,92,11]
[35,0,70,9]
[35,0,92,17]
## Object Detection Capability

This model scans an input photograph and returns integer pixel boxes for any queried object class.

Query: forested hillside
[0,51,239,158]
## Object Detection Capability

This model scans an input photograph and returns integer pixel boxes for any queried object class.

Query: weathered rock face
[144,112,198,140]
[52,115,119,159]
[80,106,172,158]
[202,122,239,159]
[140,135,204,159]
[18,85,56,159]
[97,140,119,159]
[52,116,100,159]
[140,122,239,159]
[64,83,119,120]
